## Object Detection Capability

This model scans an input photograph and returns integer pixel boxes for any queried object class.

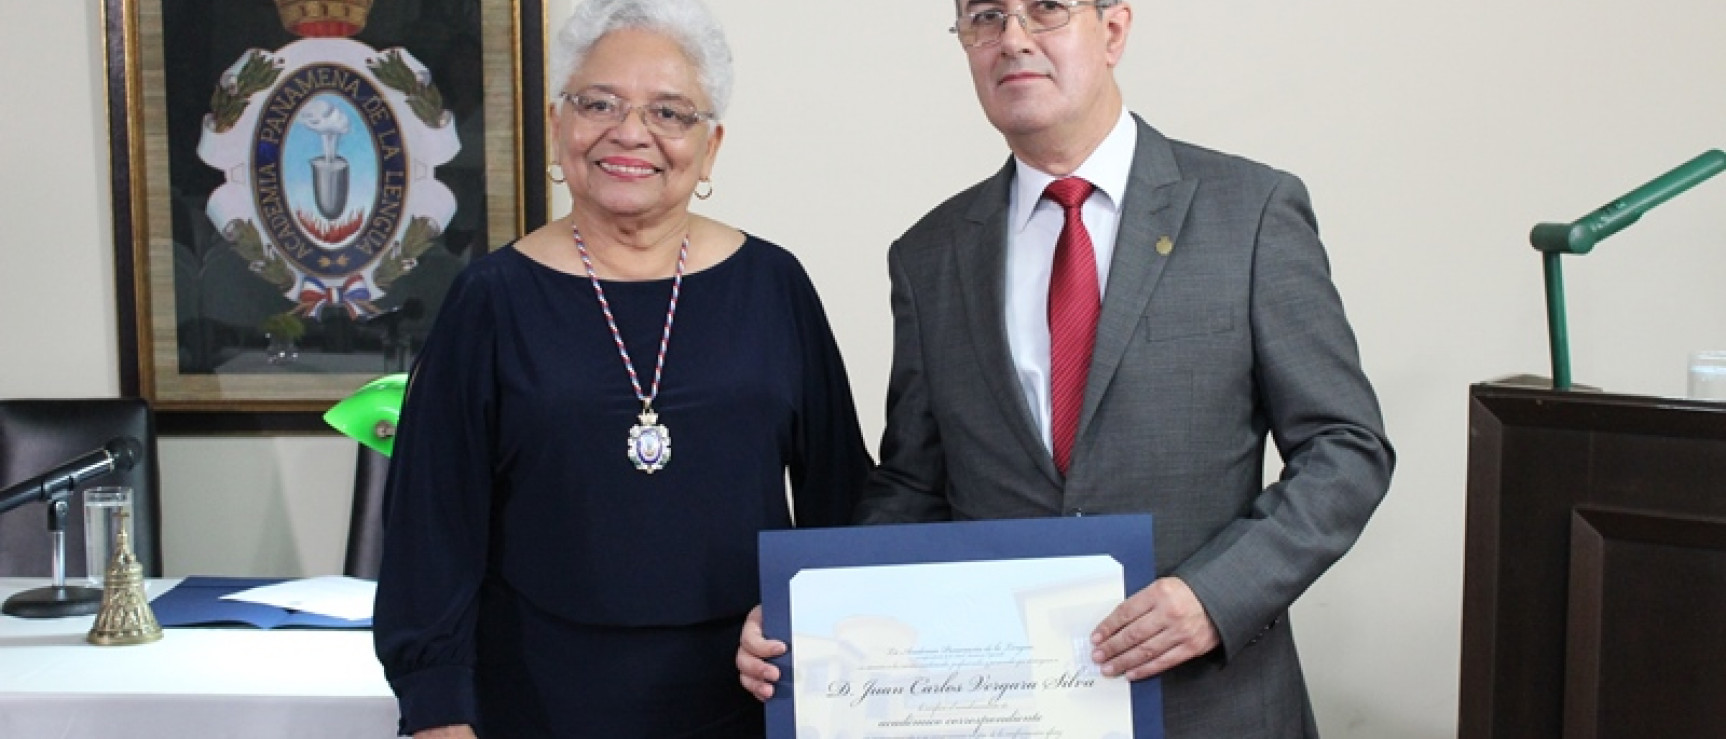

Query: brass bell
[87,510,163,646]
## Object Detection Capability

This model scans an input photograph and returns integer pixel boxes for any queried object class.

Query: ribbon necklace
[573,223,685,474]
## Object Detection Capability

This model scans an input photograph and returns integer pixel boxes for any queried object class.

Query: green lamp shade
[324,373,408,457]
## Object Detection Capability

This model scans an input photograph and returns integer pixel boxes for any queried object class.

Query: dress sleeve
[372,266,499,734]
[784,258,873,528]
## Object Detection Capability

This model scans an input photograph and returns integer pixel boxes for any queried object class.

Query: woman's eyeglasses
[558,91,714,138]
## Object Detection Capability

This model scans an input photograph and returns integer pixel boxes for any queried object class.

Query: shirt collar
[1009,108,1137,233]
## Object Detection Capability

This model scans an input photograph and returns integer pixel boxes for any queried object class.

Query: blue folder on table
[150,576,371,629]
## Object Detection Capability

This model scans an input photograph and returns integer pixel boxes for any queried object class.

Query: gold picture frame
[104,0,548,433]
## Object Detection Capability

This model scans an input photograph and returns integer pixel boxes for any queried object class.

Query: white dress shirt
[1004,109,1137,454]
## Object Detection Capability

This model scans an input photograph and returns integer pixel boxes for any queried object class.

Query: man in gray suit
[740,1,1393,735]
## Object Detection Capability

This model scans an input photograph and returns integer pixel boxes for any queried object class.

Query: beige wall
[5,1,1726,736]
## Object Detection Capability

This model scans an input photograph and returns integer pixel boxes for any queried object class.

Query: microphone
[1527,148,1726,390]
[1531,149,1726,255]
[0,437,142,516]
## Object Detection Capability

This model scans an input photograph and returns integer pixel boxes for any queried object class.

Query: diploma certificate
[760,515,1162,739]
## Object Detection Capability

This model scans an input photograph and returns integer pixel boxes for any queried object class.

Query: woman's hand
[415,725,477,739]
[736,604,785,701]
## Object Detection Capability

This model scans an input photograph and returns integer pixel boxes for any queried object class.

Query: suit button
[1246,618,1278,647]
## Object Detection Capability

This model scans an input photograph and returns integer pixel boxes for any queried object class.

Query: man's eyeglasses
[558,91,715,138]
[950,0,1118,49]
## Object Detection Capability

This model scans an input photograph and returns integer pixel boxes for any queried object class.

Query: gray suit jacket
[856,116,1395,738]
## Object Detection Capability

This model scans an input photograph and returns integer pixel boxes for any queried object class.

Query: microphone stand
[1530,149,1726,390]
[2,488,105,618]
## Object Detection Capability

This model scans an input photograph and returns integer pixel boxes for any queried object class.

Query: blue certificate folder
[759,514,1162,738]
[150,577,371,629]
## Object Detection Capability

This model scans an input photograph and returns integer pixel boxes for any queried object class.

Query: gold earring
[694,178,713,200]
[547,163,565,184]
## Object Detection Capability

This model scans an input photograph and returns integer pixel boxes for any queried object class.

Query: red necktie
[1045,177,1097,476]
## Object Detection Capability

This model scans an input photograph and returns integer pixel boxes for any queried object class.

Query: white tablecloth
[0,578,398,738]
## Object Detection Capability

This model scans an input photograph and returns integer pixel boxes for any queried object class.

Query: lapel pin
[1155,236,1174,256]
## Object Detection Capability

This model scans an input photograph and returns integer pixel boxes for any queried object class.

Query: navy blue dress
[374,236,871,737]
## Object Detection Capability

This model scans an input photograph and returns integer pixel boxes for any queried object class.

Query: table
[0,578,397,738]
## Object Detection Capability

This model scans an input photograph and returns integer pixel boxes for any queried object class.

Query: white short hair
[549,0,734,119]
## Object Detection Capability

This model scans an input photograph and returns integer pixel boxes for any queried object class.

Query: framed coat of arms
[104,0,548,432]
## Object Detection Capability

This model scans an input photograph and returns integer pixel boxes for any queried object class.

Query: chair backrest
[343,444,389,579]
[0,398,162,577]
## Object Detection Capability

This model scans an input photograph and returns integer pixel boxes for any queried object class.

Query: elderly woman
[371,0,872,735]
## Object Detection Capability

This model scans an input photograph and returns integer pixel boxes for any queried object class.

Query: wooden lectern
[1460,379,1726,738]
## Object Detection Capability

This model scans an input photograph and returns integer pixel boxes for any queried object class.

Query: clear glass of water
[82,486,133,587]
[1688,351,1726,401]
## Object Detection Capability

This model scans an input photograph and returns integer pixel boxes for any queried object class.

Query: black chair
[0,398,162,578]
[343,445,389,579]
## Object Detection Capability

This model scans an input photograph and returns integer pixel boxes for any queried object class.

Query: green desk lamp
[1530,149,1726,390]
[323,373,408,456]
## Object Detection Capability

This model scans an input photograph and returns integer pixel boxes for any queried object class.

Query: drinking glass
[81,486,133,587]
[1688,351,1726,401]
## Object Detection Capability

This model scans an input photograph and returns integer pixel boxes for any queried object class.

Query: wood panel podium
[1460,379,1726,738]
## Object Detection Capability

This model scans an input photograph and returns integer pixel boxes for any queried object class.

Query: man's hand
[736,604,785,701]
[1090,576,1220,680]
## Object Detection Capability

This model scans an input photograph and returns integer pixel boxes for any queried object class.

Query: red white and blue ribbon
[573,225,685,412]
[293,274,380,320]
[295,276,336,319]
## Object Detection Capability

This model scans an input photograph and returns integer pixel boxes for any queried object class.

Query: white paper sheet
[219,576,376,621]
[788,555,1132,738]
